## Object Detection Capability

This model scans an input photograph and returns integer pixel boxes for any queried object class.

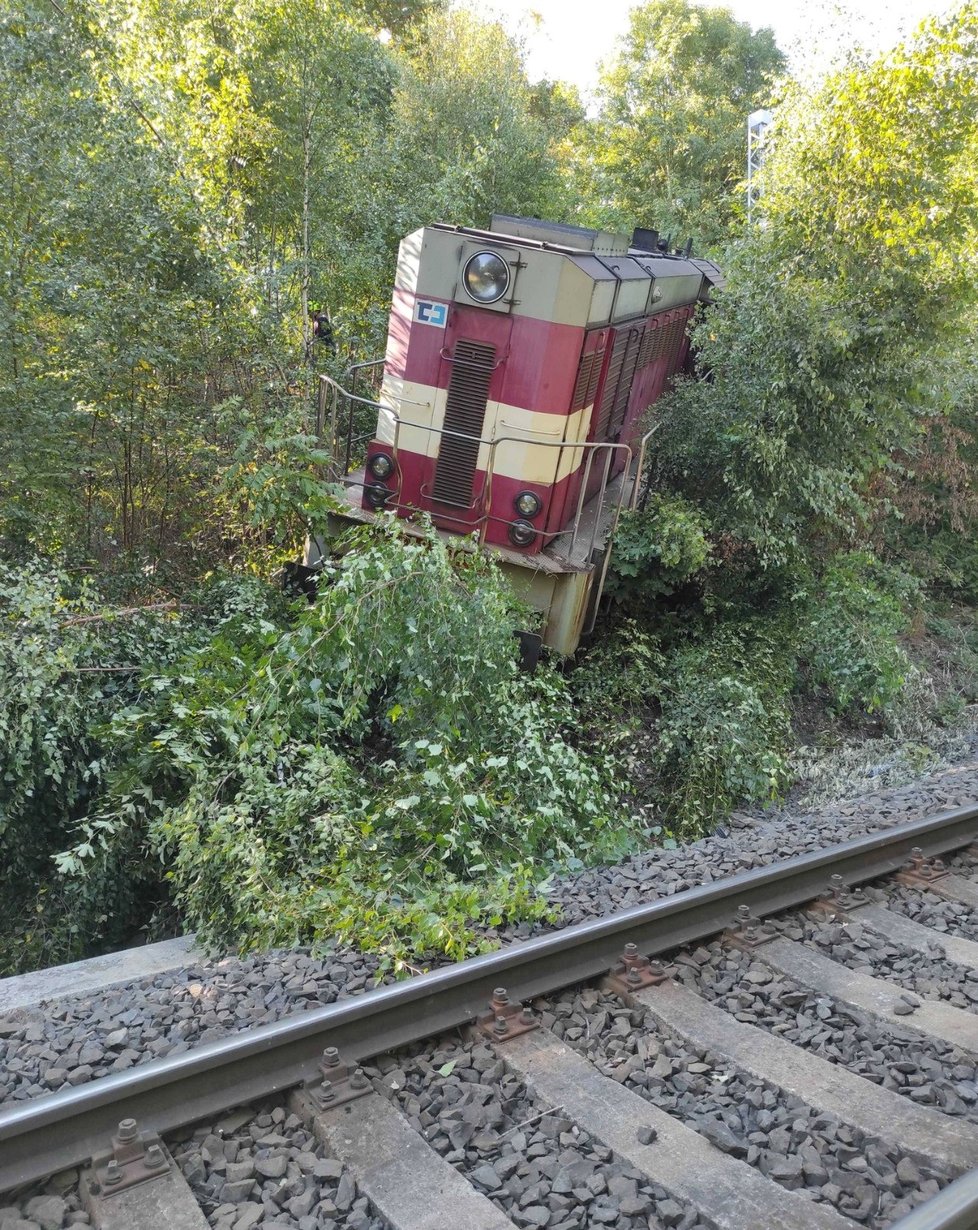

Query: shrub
[651,623,793,833]
[606,494,711,603]
[800,552,913,714]
[60,523,624,971]
[0,559,215,973]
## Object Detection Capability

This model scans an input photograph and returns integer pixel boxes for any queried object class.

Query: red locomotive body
[314,216,721,653]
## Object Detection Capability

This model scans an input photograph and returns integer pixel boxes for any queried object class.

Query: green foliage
[60,528,621,971]
[652,624,793,832]
[214,407,347,567]
[606,495,712,603]
[0,560,213,973]
[800,553,913,715]
[1,0,575,569]
[580,0,785,247]
[666,9,976,560]
[574,616,792,833]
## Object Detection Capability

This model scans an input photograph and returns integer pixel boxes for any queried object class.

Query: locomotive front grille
[431,339,496,508]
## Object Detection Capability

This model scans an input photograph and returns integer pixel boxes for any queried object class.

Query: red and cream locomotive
[312,215,721,654]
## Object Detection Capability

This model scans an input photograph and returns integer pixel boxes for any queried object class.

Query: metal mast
[747,108,773,222]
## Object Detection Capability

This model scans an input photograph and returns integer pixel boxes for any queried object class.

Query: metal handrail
[317,373,657,585]
[631,424,661,511]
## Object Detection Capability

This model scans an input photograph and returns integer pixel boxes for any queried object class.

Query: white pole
[747,108,774,222]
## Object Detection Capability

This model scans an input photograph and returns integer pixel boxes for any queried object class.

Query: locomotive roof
[431,219,703,270]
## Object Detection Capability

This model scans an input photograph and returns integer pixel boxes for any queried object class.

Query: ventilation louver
[430,340,496,508]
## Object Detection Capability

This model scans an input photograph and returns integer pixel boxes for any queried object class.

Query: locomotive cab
[309,216,715,655]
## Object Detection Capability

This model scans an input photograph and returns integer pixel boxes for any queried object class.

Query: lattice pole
[747,108,774,222]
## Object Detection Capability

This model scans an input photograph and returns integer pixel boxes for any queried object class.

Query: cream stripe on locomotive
[378,375,594,485]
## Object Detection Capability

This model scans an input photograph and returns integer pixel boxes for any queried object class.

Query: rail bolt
[117,1118,139,1143]
[322,1047,340,1067]
[145,1144,166,1170]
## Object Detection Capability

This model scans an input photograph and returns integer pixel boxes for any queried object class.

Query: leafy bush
[573,614,793,834]
[0,560,214,973]
[651,623,793,832]
[606,494,712,603]
[800,552,913,714]
[60,524,623,971]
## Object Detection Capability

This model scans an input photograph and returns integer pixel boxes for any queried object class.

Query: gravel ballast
[670,939,978,1124]
[374,1035,711,1230]
[0,951,380,1107]
[3,760,978,1106]
[169,1102,389,1230]
[545,986,950,1226]
[883,884,978,944]
[797,912,978,1013]
[0,1180,90,1230]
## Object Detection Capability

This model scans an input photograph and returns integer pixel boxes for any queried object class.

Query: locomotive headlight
[508,519,536,547]
[365,483,392,509]
[462,251,510,304]
[367,453,394,480]
[514,491,542,519]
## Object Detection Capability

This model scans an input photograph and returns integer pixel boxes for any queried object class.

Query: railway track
[2,803,978,1229]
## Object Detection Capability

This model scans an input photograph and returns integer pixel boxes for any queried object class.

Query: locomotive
[310,215,722,655]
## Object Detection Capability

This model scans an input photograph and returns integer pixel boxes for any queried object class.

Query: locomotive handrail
[318,374,428,478]
[318,373,638,603]
[631,424,661,511]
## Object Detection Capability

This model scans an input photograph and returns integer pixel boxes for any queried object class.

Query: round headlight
[509,519,536,547]
[462,251,510,305]
[367,453,394,480]
[514,491,542,519]
[365,483,391,509]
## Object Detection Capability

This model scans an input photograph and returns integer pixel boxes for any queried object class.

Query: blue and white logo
[414,299,448,328]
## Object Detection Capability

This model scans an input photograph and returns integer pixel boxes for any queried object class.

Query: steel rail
[1,803,976,1193]
[889,1166,978,1230]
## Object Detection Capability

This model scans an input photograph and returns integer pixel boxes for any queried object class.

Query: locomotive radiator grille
[430,339,496,508]
[571,348,605,411]
[571,351,598,411]
[585,350,604,405]
[594,331,629,441]
[608,326,643,440]
[649,323,668,362]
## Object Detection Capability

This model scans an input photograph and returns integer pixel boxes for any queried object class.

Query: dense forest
[1,0,977,976]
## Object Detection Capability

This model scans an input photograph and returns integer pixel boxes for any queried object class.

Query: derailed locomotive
[310,215,722,654]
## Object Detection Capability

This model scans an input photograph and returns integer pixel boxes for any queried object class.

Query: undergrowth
[577,542,950,833]
[48,522,624,974]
